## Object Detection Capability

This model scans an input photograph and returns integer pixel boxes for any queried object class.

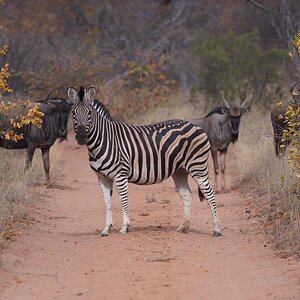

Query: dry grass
[132,91,210,125]
[232,107,300,258]
[0,148,45,247]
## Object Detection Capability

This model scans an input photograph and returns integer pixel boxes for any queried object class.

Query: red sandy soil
[0,132,299,300]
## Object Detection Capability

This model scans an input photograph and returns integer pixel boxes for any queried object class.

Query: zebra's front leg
[172,169,191,233]
[98,175,113,237]
[114,176,130,235]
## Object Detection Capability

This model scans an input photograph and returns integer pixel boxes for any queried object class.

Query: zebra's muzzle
[75,126,88,145]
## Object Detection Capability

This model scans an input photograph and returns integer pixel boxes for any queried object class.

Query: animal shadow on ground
[62,226,215,237]
[46,182,73,190]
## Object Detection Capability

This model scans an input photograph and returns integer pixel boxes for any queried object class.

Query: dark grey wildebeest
[271,80,300,157]
[0,91,71,184]
[191,95,250,193]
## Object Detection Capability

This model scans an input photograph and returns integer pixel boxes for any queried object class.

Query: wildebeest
[191,95,250,193]
[271,80,300,157]
[0,91,71,184]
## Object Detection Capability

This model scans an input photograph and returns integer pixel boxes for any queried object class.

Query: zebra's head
[67,86,97,145]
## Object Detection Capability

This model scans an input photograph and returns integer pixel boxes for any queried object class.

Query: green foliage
[193,30,286,102]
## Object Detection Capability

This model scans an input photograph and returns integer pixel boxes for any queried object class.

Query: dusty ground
[0,132,299,300]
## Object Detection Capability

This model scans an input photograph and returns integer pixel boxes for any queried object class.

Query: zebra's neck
[92,99,112,121]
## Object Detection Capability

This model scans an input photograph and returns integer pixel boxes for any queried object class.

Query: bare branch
[244,0,285,44]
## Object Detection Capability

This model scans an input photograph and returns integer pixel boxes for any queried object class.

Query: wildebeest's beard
[75,125,87,145]
[56,101,71,142]
[230,116,241,143]
[57,113,69,142]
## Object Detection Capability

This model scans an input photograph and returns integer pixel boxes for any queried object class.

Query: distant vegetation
[193,31,286,104]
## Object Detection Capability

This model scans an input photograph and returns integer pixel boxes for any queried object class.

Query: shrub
[193,30,286,104]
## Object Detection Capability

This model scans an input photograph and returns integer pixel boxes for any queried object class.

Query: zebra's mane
[92,99,113,121]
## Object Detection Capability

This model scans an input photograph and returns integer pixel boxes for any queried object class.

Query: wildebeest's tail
[198,188,204,202]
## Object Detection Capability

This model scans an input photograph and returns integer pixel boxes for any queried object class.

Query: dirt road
[0,133,299,300]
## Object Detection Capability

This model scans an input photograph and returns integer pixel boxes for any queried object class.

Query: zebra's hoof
[119,227,128,235]
[101,231,110,237]
[176,222,190,233]
[212,231,223,237]
[221,188,230,194]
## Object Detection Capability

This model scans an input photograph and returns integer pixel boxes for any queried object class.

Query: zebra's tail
[198,188,204,202]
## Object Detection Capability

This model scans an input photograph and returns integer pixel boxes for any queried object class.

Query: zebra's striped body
[68,86,222,237]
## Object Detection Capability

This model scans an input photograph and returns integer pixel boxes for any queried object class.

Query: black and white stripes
[68,86,222,237]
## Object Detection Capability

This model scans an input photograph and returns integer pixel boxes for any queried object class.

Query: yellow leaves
[4,129,23,142]
[278,114,283,119]
[283,104,300,181]
[293,32,300,55]
[0,47,44,140]
[0,45,12,94]
[288,31,300,57]
[0,45,8,56]
[277,99,300,185]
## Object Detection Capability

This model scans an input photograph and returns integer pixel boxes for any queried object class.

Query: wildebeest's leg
[114,175,130,235]
[98,174,113,237]
[272,123,285,157]
[211,148,219,192]
[220,149,229,193]
[25,144,36,171]
[41,148,51,185]
[172,169,191,233]
[192,173,222,237]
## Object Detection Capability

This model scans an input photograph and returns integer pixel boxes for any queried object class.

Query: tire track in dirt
[0,132,299,300]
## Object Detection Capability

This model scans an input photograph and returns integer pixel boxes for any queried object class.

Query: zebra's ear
[67,87,79,104]
[85,87,97,104]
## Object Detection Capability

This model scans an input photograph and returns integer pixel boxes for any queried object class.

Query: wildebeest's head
[67,86,96,145]
[45,90,72,142]
[220,94,251,143]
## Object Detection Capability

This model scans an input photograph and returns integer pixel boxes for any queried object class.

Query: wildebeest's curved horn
[46,89,55,102]
[221,93,230,108]
[290,80,300,96]
[241,95,250,108]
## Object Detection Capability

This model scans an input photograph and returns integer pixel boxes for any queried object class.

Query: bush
[0,46,44,140]
[99,53,176,122]
[193,30,286,104]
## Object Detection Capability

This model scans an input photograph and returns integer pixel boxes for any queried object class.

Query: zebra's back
[113,119,210,185]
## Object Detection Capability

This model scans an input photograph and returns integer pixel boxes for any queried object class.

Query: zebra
[67,86,222,237]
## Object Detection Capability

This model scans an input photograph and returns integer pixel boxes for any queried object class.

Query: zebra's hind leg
[98,175,113,237]
[193,174,222,237]
[114,176,130,235]
[172,169,192,233]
